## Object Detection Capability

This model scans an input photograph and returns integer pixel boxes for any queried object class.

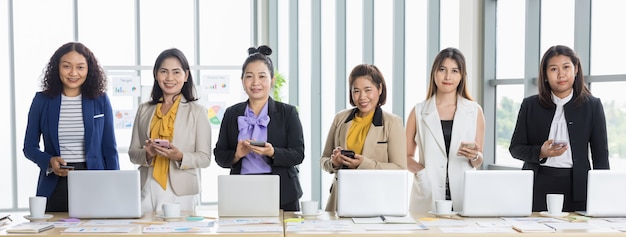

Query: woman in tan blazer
[128,48,211,214]
[320,64,407,211]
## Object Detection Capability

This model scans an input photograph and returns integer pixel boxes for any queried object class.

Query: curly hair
[41,42,107,99]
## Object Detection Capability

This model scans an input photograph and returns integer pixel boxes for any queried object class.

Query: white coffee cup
[162,203,181,217]
[29,196,47,218]
[300,200,319,215]
[546,194,564,214]
[435,200,453,214]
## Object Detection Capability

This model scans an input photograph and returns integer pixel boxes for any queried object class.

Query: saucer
[294,210,324,217]
[156,214,188,221]
[24,214,54,222]
[539,211,569,218]
[428,211,458,217]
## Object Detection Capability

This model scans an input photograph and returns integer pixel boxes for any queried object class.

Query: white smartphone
[153,139,171,148]
[461,142,476,149]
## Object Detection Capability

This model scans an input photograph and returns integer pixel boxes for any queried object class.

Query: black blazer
[214,97,304,209]
[509,94,609,201]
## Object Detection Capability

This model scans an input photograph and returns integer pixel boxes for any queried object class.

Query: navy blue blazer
[23,92,119,198]
[214,97,304,208]
[509,94,609,201]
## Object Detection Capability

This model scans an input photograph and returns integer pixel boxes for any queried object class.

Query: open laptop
[458,170,533,217]
[217,175,280,217]
[68,170,142,218]
[337,169,408,217]
[577,170,626,217]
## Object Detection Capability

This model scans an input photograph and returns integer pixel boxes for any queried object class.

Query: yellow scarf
[149,95,182,190]
[346,111,374,155]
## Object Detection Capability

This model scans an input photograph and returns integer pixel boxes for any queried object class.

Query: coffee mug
[29,196,47,218]
[162,203,181,217]
[435,200,453,214]
[546,194,564,214]
[300,200,319,215]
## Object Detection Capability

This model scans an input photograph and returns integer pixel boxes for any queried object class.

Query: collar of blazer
[343,106,383,126]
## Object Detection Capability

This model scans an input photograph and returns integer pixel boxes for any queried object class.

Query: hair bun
[248,45,272,56]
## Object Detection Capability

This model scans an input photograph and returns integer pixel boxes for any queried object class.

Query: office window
[0,0,11,209]
[78,0,136,66]
[13,0,74,209]
[404,0,428,120]
[591,0,626,75]
[591,83,626,170]
[199,0,250,66]
[495,0,525,79]
[495,85,524,167]
[439,0,459,49]
[139,0,194,65]
[494,0,525,165]
[374,0,393,111]
[540,0,575,54]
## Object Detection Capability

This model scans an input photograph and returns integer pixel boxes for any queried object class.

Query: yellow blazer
[129,98,211,196]
[320,107,407,211]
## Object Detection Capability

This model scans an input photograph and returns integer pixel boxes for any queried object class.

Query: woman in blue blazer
[214,45,304,211]
[23,42,119,212]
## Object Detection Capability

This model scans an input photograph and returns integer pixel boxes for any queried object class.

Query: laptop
[458,170,533,217]
[217,175,280,217]
[68,170,142,218]
[577,170,626,217]
[337,169,408,217]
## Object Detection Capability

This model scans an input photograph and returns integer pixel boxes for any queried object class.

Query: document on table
[285,220,352,232]
[62,227,135,233]
[83,220,144,225]
[361,224,428,231]
[417,217,466,227]
[352,215,416,224]
[511,223,555,233]
[216,225,283,233]
[544,222,597,230]
[143,226,213,233]
[439,227,516,233]
[217,217,281,225]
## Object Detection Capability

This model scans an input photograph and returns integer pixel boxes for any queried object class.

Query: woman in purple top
[214,45,305,211]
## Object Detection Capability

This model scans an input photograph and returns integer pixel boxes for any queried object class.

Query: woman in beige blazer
[129,48,211,213]
[406,48,485,213]
[320,64,407,211]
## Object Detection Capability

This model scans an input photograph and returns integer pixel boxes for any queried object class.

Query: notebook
[458,170,533,217]
[577,170,626,217]
[336,169,408,217]
[68,170,142,218]
[217,175,280,217]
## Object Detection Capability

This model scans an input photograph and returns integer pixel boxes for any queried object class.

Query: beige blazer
[320,107,407,211]
[129,98,211,196]
[409,96,480,213]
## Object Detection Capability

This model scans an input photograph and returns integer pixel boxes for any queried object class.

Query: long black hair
[149,48,198,104]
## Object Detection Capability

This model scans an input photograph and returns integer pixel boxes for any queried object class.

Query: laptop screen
[217,175,280,217]
[582,170,626,217]
[68,170,142,218]
[459,170,533,217]
[337,169,408,217]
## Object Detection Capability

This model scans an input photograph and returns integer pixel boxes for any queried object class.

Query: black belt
[538,166,572,176]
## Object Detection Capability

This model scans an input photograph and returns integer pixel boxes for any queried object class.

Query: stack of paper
[6,222,54,233]
[511,223,555,233]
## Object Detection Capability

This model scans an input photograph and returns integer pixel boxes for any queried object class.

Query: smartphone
[59,165,75,169]
[340,150,355,169]
[340,150,355,158]
[461,142,476,149]
[250,141,266,147]
[551,140,567,147]
[153,139,171,148]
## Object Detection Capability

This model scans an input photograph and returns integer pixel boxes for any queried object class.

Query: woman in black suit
[509,45,609,212]
[214,45,304,211]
